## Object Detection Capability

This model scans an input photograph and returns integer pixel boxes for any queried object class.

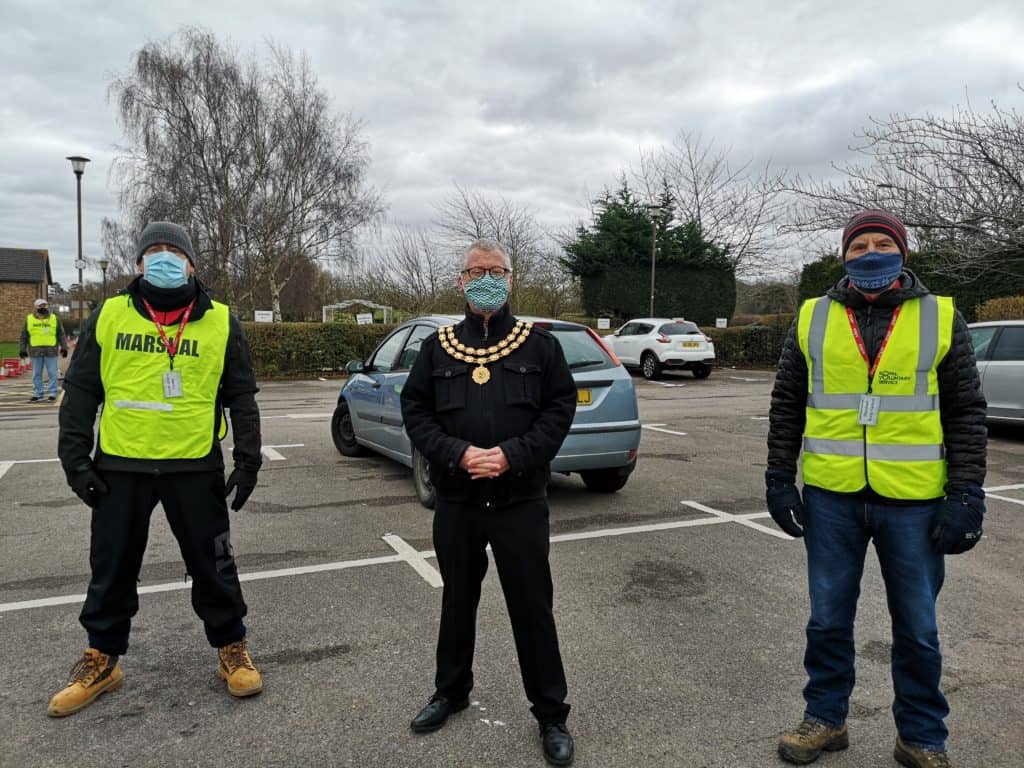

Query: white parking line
[984,483,1024,493]
[642,424,688,437]
[0,462,12,482]
[382,533,444,588]
[729,376,769,382]
[987,494,1024,507]
[681,500,793,540]
[259,443,305,461]
[262,412,333,420]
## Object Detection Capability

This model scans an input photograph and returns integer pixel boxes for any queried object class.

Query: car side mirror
[346,360,365,374]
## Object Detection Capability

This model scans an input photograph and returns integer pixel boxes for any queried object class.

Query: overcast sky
[2,0,1023,288]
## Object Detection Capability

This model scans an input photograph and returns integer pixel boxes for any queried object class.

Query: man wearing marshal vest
[766,210,987,768]
[19,297,69,402]
[400,239,578,766]
[52,222,264,717]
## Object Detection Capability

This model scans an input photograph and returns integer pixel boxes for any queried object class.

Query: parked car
[604,317,715,380]
[332,315,642,507]
[967,319,1024,424]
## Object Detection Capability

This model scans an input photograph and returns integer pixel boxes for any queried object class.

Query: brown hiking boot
[894,737,951,768]
[47,648,123,717]
[217,638,263,697]
[778,719,849,764]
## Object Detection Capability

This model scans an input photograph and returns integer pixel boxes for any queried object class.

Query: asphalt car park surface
[1,370,1022,768]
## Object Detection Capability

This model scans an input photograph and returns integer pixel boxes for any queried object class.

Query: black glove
[19,352,28,360]
[68,467,109,508]
[931,486,985,555]
[60,349,68,358]
[766,469,805,538]
[225,468,258,511]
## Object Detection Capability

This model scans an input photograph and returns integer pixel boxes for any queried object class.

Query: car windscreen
[659,321,699,335]
[551,329,614,370]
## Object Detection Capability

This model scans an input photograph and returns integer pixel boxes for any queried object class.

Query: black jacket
[58,277,262,478]
[400,304,577,505]
[767,270,986,501]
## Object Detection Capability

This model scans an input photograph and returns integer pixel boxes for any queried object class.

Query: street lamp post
[99,258,109,301]
[67,156,90,335]
[645,204,662,317]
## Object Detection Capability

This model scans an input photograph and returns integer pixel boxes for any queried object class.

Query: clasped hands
[460,445,510,479]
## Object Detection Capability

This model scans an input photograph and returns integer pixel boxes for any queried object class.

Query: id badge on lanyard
[858,394,880,426]
[847,306,900,428]
[142,298,195,400]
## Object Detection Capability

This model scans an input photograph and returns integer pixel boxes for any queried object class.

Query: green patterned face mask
[463,274,509,312]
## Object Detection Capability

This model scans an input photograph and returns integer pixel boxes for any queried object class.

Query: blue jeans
[31,355,59,398]
[801,485,948,751]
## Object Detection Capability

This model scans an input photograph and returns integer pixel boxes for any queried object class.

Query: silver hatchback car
[968,320,1024,424]
[332,315,642,507]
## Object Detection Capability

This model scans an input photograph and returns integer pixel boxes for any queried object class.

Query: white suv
[605,318,716,380]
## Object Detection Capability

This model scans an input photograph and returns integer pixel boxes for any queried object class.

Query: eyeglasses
[461,266,512,280]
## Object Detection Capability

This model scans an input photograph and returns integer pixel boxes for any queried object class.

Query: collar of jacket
[460,302,516,341]
[827,269,931,308]
[122,275,213,320]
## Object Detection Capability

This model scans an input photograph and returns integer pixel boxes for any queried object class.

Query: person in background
[19,297,68,402]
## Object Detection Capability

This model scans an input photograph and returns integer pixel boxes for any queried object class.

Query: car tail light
[656,333,671,343]
[585,327,621,366]
[628,448,638,462]
[703,334,713,343]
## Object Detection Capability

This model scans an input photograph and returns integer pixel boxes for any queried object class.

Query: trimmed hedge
[242,322,395,377]
[976,295,1024,321]
[702,317,791,367]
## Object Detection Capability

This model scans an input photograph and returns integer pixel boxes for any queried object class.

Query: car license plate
[577,389,592,406]
[682,341,700,348]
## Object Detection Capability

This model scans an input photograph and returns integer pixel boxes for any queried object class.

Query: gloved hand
[931,486,985,554]
[19,352,28,360]
[60,348,68,358]
[766,469,805,538]
[225,468,258,511]
[68,467,109,508]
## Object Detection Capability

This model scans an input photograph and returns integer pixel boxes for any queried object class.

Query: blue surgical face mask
[462,273,510,313]
[143,251,189,289]
[844,251,904,291]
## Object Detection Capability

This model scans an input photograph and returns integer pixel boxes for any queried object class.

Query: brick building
[1,248,52,341]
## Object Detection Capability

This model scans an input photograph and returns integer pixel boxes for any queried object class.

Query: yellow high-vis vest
[26,312,58,347]
[797,294,954,500]
[95,294,230,460]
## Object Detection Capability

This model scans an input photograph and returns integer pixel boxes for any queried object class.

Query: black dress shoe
[410,695,469,733]
[540,723,574,766]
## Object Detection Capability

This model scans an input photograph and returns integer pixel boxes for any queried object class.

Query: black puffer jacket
[401,304,577,506]
[767,270,986,501]
[58,276,262,478]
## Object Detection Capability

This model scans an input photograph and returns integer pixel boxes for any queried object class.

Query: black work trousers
[432,496,570,724]
[79,470,247,655]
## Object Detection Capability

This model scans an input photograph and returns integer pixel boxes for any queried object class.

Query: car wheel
[331,402,366,457]
[693,364,712,379]
[641,352,661,380]
[412,447,436,509]
[580,470,630,493]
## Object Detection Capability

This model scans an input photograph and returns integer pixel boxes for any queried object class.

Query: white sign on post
[715,318,728,328]
[597,318,611,330]
[356,313,374,325]
[254,310,274,323]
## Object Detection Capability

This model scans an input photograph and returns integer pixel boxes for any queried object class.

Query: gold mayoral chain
[438,321,533,385]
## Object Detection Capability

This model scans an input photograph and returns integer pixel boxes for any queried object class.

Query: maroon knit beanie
[841,209,908,258]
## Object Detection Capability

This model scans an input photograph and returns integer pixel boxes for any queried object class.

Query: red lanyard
[846,305,900,379]
[141,298,196,370]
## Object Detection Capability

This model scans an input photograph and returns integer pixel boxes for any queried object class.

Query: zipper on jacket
[862,304,872,489]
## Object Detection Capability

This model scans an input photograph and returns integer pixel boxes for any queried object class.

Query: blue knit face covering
[463,274,510,313]
[844,251,903,291]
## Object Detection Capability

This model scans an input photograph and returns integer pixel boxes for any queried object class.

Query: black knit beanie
[135,221,196,265]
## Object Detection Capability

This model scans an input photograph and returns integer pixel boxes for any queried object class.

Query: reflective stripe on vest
[95,294,230,460]
[26,313,58,347]
[797,294,954,499]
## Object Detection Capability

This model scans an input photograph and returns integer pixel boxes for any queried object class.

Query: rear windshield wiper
[568,360,607,369]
